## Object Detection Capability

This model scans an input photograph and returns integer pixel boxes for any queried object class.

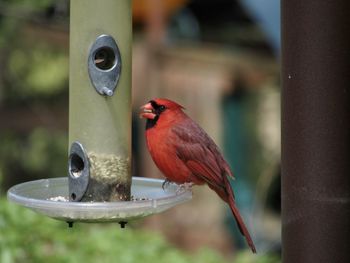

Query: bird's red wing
[175,143,225,190]
[172,121,234,191]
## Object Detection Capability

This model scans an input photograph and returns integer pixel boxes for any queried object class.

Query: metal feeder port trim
[68,141,90,202]
[7,177,192,223]
[88,34,121,97]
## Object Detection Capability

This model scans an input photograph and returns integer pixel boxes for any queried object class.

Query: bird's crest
[151,98,185,110]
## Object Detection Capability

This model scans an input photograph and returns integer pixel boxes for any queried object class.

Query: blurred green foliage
[0,0,68,191]
[0,0,52,10]
[0,129,67,191]
[8,45,68,98]
[0,0,68,103]
[0,198,280,263]
[0,0,54,47]
[0,198,226,263]
[21,129,66,174]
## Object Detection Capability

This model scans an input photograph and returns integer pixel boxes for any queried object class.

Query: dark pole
[282,1,350,263]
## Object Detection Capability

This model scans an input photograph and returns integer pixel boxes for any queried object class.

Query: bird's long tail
[214,176,256,253]
[227,192,257,253]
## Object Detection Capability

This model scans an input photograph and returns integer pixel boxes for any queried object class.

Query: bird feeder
[7,0,191,227]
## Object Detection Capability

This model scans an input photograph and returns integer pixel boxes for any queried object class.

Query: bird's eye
[159,105,166,112]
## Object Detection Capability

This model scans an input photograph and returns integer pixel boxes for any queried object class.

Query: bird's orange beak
[140,102,157,119]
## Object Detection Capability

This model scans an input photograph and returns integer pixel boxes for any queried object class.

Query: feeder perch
[7,0,192,225]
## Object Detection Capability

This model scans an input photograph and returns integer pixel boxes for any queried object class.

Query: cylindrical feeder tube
[282,0,350,262]
[69,0,132,201]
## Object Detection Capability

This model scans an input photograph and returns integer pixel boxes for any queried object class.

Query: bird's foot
[162,179,172,190]
[176,182,194,195]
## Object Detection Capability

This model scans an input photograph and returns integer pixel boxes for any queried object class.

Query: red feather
[142,98,256,253]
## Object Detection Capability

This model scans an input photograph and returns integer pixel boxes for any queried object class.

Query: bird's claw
[176,182,194,195]
[162,179,172,190]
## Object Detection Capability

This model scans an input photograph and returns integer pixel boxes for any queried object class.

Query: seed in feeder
[80,152,131,201]
[88,152,130,182]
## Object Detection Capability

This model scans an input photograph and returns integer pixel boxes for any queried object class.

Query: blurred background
[0,0,281,262]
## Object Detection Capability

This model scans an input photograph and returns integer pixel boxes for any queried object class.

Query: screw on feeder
[102,87,114,96]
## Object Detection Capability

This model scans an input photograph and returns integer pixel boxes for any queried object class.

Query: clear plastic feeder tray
[7,177,192,223]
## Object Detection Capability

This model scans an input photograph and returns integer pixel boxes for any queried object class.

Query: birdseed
[80,152,131,202]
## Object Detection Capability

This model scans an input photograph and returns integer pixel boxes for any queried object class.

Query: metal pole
[69,0,132,202]
[282,1,350,262]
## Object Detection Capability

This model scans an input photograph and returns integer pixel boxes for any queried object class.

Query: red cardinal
[140,98,256,253]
